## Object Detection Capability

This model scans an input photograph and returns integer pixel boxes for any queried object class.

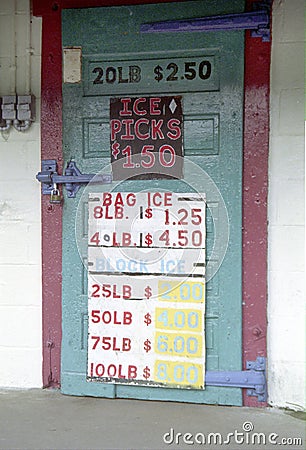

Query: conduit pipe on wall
[13,119,31,131]
[1,1,35,133]
[12,1,33,131]
[24,0,32,95]
[0,120,12,132]
[9,1,17,96]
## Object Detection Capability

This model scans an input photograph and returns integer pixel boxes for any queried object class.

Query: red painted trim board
[40,10,63,387]
[243,4,271,405]
[34,0,270,405]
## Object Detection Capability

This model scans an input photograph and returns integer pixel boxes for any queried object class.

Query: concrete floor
[0,389,305,450]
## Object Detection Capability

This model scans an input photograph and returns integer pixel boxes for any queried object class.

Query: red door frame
[33,0,270,407]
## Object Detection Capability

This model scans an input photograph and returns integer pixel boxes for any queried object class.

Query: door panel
[62,0,244,405]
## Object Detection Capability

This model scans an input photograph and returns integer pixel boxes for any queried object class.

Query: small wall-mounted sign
[110,96,183,180]
[63,47,82,84]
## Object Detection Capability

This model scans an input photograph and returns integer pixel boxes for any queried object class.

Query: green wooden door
[61,0,244,405]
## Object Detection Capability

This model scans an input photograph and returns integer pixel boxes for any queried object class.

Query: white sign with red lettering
[87,192,206,389]
[110,96,183,180]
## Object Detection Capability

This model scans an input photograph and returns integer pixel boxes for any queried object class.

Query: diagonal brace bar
[140,2,271,42]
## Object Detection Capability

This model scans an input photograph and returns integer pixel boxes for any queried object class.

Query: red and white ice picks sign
[110,96,183,180]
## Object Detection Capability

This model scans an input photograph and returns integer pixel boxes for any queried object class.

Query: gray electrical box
[1,95,17,120]
[17,95,36,121]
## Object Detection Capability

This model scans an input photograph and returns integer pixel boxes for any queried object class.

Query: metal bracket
[206,357,267,402]
[140,1,271,42]
[36,159,112,198]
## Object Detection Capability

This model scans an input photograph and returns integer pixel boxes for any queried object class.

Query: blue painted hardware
[36,159,112,198]
[140,1,271,42]
[206,357,267,402]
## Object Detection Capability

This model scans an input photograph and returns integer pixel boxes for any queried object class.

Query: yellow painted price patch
[155,307,203,332]
[154,332,203,358]
[154,360,204,388]
[158,280,205,303]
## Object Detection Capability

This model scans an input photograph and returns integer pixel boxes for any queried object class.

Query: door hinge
[140,1,271,42]
[206,357,267,402]
[36,159,112,198]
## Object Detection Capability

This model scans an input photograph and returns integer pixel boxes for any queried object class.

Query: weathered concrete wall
[0,0,42,387]
[268,0,305,410]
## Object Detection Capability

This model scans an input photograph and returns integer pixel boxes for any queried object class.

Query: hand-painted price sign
[110,96,183,180]
[87,192,206,389]
[88,191,205,248]
[83,55,218,96]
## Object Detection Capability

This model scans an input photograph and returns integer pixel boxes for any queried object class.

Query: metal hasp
[206,357,267,402]
[140,1,271,42]
[36,159,112,198]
